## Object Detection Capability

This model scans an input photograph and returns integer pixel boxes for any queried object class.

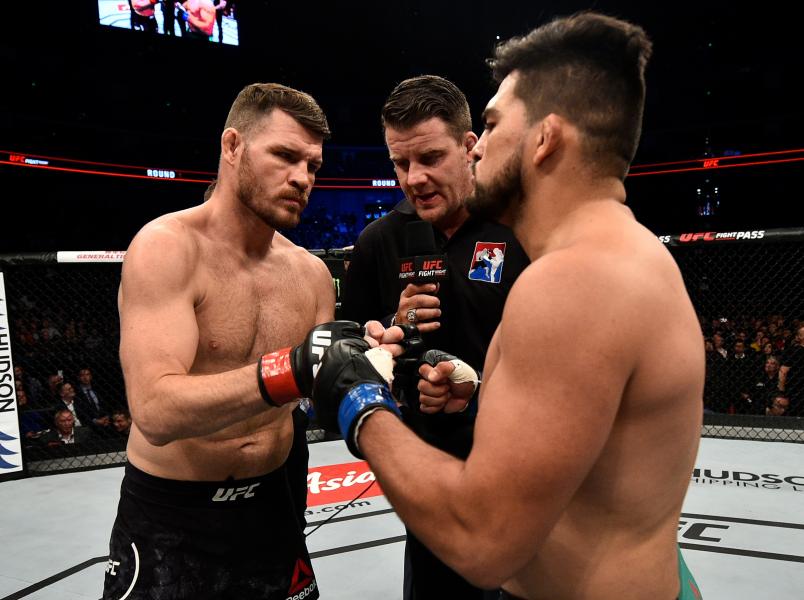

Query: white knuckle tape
[365,347,395,385]
[448,359,479,391]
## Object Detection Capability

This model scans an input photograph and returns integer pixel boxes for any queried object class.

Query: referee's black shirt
[341,199,529,457]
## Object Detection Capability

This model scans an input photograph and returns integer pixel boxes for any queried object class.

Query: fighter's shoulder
[274,233,331,279]
[506,245,635,316]
[124,212,200,277]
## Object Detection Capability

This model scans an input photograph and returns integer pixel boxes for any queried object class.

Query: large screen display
[98,1,239,46]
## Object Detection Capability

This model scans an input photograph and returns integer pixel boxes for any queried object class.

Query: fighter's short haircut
[224,82,330,140]
[489,12,652,179]
[381,75,472,143]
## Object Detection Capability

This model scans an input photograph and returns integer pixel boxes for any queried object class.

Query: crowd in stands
[9,276,803,466]
[703,315,804,417]
[283,207,360,250]
[15,361,130,456]
[10,300,129,458]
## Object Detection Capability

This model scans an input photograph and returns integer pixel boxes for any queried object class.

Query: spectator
[713,333,728,359]
[706,333,730,411]
[57,321,86,368]
[84,327,104,351]
[751,356,782,409]
[750,330,765,352]
[736,356,779,415]
[13,364,46,408]
[15,387,49,439]
[40,318,61,340]
[729,340,761,414]
[780,325,804,416]
[766,393,791,416]
[111,410,133,437]
[54,382,87,427]
[37,328,59,360]
[44,373,64,406]
[75,367,114,436]
[40,409,94,447]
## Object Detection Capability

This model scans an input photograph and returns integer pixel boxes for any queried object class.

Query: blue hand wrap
[338,383,400,448]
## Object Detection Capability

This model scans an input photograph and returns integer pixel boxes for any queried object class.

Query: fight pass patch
[468,242,507,283]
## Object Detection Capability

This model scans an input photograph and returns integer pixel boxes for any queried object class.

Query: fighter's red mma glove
[257,321,364,406]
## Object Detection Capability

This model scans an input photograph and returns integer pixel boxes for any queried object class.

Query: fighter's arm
[309,253,336,324]
[180,1,214,30]
[119,222,269,446]
[359,253,635,588]
[191,1,216,30]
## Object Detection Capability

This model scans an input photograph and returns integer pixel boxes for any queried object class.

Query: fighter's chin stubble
[236,152,301,230]
[466,146,524,223]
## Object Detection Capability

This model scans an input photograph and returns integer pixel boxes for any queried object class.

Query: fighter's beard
[236,152,303,230]
[467,145,524,225]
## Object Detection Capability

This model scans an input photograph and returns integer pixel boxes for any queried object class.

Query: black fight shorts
[102,457,318,600]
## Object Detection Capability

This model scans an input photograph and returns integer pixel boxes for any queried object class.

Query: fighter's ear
[221,127,243,165]
[463,131,479,155]
[531,114,563,168]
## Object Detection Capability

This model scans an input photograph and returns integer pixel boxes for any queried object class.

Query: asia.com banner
[0,273,23,474]
[307,460,383,506]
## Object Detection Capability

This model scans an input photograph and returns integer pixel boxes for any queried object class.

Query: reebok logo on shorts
[468,242,506,283]
[286,557,317,599]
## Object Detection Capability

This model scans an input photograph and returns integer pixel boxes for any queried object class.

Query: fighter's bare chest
[193,265,318,366]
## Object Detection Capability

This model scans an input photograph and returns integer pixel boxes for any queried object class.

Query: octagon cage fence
[1,228,803,480]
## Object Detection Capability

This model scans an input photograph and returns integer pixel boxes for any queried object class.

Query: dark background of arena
[2,1,803,253]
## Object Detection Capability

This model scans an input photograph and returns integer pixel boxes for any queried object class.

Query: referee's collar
[393,197,487,246]
[394,198,417,215]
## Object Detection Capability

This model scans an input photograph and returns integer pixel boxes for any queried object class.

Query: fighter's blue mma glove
[312,337,401,458]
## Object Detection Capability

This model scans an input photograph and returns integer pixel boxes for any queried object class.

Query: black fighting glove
[392,324,427,376]
[421,350,480,390]
[312,337,401,458]
[257,321,364,406]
